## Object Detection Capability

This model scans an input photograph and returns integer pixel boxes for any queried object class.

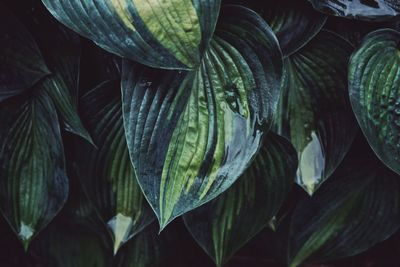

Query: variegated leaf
[41,0,221,70]
[122,5,283,229]
[183,133,297,267]
[77,80,155,254]
[273,30,358,195]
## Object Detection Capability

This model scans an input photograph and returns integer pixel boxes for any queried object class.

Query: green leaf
[349,29,400,176]
[30,221,112,267]
[183,133,297,267]
[287,139,400,267]
[29,12,92,144]
[122,5,283,229]
[115,224,170,267]
[77,80,155,254]
[262,0,327,57]
[41,0,221,70]
[273,30,358,195]
[308,0,400,21]
[0,89,68,250]
[0,3,49,102]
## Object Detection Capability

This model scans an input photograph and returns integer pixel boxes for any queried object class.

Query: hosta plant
[1,0,400,266]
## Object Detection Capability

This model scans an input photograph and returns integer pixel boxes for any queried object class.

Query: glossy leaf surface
[288,138,400,267]
[0,89,68,249]
[183,133,297,267]
[349,29,400,175]
[0,4,49,102]
[309,0,400,21]
[77,80,155,254]
[41,0,221,70]
[122,5,283,229]
[274,30,358,195]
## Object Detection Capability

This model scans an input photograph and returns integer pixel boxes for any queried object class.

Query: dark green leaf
[78,80,155,254]
[183,133,297,267]
[288,139,400,267]
[0,89,68,250]
[115,224,170,267]
[122,5,283,229]
[349,29,400,175]
[262,0,327,57]
[308,0,400,21]
[273,30,358,195]
[0,3,49,102]
[41,0,221,70]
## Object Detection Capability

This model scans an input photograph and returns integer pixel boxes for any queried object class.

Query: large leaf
[0,89,69,250]
[76,80,155,254]
[287,137,400,267]
[41,0,221,70]
[308,0,400,21]
[273,30,358,195]
[225,0,327,56]
[183,133,297,267]
[349,29,400,175]
[122,5,283,229]
[0,3,49,102]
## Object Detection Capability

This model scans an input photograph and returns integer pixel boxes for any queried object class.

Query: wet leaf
[122,5,283,229]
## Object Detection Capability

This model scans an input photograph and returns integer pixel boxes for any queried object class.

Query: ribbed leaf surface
[41,0,221,70]
[288,141,400,267]
[349,29,400,175]
[122,5,283,228]
[183,133,297,267]
[77,80,155,254]
[0,89,68,249]
[274,30,358,195]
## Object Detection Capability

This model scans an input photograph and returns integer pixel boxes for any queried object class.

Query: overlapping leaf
[308,0,400,21]
[122,5,283,229]
[76,80,155,254]
[41,0,221,70]
[0,3,49,102]
[288,138,400,267]
[261,0,327,57]
[349,29,400,175]
[183,133,297,267]
[0,89,68,250]
[273,30,358,195]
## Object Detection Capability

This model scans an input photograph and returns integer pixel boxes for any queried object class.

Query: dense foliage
[1,0,400,266]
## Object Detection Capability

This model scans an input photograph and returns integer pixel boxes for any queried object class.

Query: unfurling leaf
[288,137,400,267]
[308,0,400,21]
[122,5,283,229]
[41,0,221,70]
[349,29,400,175]
[274,30,358,195]
[0,89,68,250]
[0,3,49,102]
[77,80,155,254]
[183,133,298,267]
